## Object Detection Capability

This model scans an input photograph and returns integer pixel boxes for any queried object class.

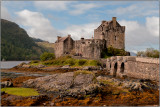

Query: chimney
[112,17,116,28]
[122,26,125,32]
[57,36,61,42]
[101,20,106,24]
[81,37,84,40]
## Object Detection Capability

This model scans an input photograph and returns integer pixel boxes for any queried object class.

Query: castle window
[82,42,85,44]
[88,41,91,44]
[115,36,117,41]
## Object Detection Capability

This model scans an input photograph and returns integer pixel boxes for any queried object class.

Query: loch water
[1,61,30,69]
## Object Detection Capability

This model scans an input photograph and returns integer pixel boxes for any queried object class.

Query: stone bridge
[106,56,159,81]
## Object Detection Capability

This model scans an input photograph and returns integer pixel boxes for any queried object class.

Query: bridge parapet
[106,56,159,81]
[136,57,159,64]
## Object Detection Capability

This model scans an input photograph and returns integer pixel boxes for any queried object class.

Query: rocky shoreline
[1,63,159,106]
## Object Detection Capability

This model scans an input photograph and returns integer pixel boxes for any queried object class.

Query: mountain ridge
[1,19,46,61]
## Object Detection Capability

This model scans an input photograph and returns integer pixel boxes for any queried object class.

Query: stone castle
[54,17,125,59]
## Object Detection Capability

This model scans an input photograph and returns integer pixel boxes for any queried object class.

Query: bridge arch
[120,62,124,73]
[113,62,118,77]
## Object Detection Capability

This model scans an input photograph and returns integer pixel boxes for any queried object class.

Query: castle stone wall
[94,17,125,50]
[54,42,64,58]
[63,37,74,54]
[106,56,159,81]
[74,39,105,59]
[136,57,159,63]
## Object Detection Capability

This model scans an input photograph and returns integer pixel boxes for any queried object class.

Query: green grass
[36,42,54,53]
[29,60,41,65]
[99,79,115,86]
[1,87,39,97]
[74,70,95,77]
[42,56,102,67]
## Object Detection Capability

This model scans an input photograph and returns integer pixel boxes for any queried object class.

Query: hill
[1,19,46,61]
[36,42,54,53]
[32,37,45,42]
[130,52,137,56]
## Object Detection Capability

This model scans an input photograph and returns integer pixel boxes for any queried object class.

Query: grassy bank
[30,56,102,67]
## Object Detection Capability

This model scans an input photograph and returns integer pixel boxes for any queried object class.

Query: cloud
[69,3,101,15]
[1,6,12,21]
[61,22,100,40]
[15,9,61,43]
[107,2,158,18]
[34,1,73,11]
[119,16,159,52]
[146,17,159,37]
[34,1,103,15]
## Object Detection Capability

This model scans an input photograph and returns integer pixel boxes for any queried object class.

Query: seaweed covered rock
[23,71,100,97]
[1,81,13,88]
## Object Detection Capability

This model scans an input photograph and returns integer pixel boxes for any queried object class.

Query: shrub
[89,60,101,66]
[65,58,76,66]
[137,48,159,58]
[78,59,87,66]
[30,60,39,64]
[101,46,127,58]
[40,52,55,61]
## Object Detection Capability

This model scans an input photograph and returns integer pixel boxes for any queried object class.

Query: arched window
[115,36,117,41]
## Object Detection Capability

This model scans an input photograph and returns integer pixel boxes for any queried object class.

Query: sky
[1,1,159,53]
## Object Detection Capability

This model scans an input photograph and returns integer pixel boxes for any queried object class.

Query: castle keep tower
[94,17,125,49]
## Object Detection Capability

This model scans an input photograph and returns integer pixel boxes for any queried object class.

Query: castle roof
[55,36,68,43]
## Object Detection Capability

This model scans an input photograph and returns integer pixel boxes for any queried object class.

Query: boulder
[22,64,31,68]
[61,65,70,69]
[96,76,110,81]
[122,81,151,91]
[23,71,100,97]
[16,62,26,68]
[84,84,100,94]
[130,82,142,91]
[83,66,91,70]
[1,81,13,88]
[74,73,95,87]
[37,64,46,68]
[1,91,5,95]
[83,66,100,70]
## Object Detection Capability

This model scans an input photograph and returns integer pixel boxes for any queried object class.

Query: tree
[40,52,55,61]
[137,48,159,58]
